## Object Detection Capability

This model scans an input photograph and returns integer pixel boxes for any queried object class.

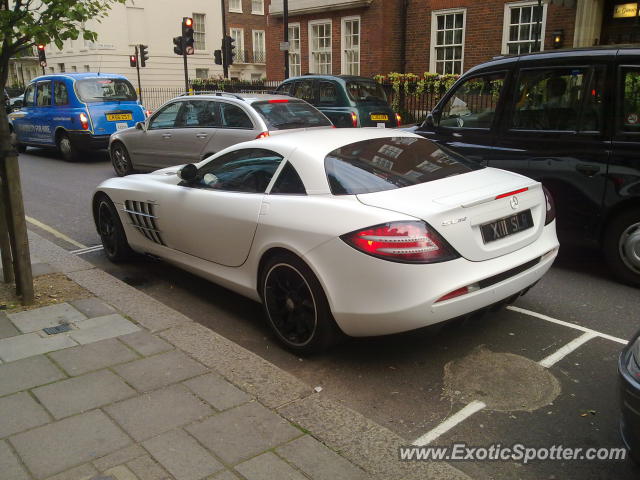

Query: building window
[196,68,209,79]
[310,20,332,74]
[229,0,242,13]
[252,30,265,63]
[430,9,465,75]
[71,66,77,72]
[251,73,262,81]
[193,13,206,50]
[502,1,547,54]
[84,65,90,72]
[230,28,245,63]
[341,17,360,75]
[251,0,264,15]
[58,63,66,73]
[288,24,301,77]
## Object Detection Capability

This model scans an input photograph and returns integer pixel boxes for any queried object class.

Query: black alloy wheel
[96,196,133,262]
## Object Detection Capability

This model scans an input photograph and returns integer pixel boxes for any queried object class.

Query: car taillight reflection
[395,113,402,126]
[351,112,358,128]
[256,131,270,139]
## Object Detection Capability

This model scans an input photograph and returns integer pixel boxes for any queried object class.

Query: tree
[0,0,125,303]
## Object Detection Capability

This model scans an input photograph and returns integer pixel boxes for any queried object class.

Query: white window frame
[230,28,245,63]
[309,19,332,75]
[193,13,206,51]
[429,8,466,75]
[229,0,242,13]
[251,0,264,15]
[341,15,360,75]
[288,22,301,77]
[252,30,266,63]
[501,0,548,55]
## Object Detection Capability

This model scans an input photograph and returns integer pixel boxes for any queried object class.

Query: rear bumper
[619,346,640,463]
[67,131,110,151]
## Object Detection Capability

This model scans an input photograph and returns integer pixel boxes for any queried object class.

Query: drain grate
[43,324,72,335]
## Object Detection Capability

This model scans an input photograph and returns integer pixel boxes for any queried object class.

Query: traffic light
[129,54,137,68]
[182,17,195,55]
[214,50,222,65]
[139,44,149,67]
[37,44,46,67]
[222,35,235,66]
[173,36,183,56]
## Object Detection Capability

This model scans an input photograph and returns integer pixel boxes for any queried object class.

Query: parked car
[619,330,640,463]
[8,73,146,161]
[93,128,558,353]
[109,92,333,176]
[9,94,24,111]
[3,88,10,114]
[410,47,640,286]
[274,75,401,128]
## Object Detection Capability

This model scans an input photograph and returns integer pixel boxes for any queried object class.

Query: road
[16,147,640,479]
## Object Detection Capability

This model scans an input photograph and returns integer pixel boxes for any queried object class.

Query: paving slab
[8,303,87,333]
[183,373,250,411]
[186,401,300,465]
[0,355,66,396]
[105,384,212,442]
[10,410,131,479]
[0,391,51,438]
[48,338,139,376]
[142,429,223,480]
[209,471,240,480]
[45,462,98,480]
[102,465,139,480]
[0,439,30,480]
[235,452,307,480]
[93,445,146,472]
[113,350,207,392]
[126,454,170,480]
[69,314,140,345]
[32,262,60,277]
[0,331,78,362]
[70,298,117,318]
[118,330,173,357]
[0,312,20,339]
[33,370,136,419]
[276,435,370,480]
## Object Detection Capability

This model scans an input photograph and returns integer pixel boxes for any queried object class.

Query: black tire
[603,208,640,287]
[57,132,81,162]
[95,195,134,263]
[111,142,135,176]
[260,252,344,355]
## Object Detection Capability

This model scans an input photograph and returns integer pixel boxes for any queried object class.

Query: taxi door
[10,83,36,144]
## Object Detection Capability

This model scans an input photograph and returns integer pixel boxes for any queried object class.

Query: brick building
[225,0,269,80]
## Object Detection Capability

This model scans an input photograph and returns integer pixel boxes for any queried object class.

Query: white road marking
[507,305,628,345]
[538,332,598,368]
[26,216,87,249]
[70,245,104,255]
[412,400,487,446]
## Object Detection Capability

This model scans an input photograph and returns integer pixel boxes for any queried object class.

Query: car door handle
[575,163,600,177]
[196,133,208,138]
[161,133,172,139]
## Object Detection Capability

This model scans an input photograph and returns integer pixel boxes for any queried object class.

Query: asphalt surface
[16,147,640,479]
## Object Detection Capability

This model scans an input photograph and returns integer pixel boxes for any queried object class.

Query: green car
[275,75,400,128]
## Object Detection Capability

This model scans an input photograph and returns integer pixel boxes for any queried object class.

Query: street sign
[279,41,290,51]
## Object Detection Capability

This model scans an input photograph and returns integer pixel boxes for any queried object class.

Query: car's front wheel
[111,142,135,176]
[96,195,133,263]
[260,253,343,355]
[604,208,640,287]
[57,132,81,162]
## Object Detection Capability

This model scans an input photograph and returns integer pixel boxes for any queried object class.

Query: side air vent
[123,200,165,246]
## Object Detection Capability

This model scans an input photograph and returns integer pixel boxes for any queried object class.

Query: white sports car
[93,128,559,353]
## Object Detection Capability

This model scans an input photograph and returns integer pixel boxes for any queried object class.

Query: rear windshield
[346,81,388,104]
[76,78,137,103]
[325,137,483,195]
[252,100,332,129]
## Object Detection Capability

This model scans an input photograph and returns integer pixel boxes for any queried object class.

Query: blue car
[9,73,145,161]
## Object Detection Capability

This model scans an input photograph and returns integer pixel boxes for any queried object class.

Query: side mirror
[135,121,145,130]
[178,163,198,183]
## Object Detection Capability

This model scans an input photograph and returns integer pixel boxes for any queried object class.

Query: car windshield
[325,137,483,195]
[76,78,137,103]
[252,100,332,129]
[346,81,388,104]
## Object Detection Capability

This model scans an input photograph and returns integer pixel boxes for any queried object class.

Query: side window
[148,103,181,129]
[270,162,306,195]
[293,80,315,103]
[23,85,35,107]
[276,82,292,95]
[54,81,69,106]
[621,68,640,133]
[319,81,338,105]
[439,72,506,129]
[177,100,220,128]
[35,82,52,107]
[510,68,587,131]
[197,148,284,193]
[219,103,253,129]
[580,66,605,133]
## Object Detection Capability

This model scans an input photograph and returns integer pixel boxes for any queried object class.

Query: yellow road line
[25,216,87,249]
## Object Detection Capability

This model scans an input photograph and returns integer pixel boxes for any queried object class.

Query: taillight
[145,109,152,117]
[351,112,358,128]
[543,185,556,225]
[79,113,89,130]
[256,131,269,139]
[436,283,480,303]
[495,187,528,200]
[340,221,459,264]
[395,113,402,126]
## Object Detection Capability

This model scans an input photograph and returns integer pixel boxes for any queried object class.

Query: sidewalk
[0,231,469,480]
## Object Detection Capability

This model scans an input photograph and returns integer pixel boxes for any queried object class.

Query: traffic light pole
[220,0,229,79]
[134,45,143,104]
[183,40,189,93]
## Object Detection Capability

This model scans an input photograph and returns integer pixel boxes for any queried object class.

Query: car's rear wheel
[57,132,80,162]
[604,208,640,287]
[96,195,133,263]
[260,253,343,355]
[111,142,135,176]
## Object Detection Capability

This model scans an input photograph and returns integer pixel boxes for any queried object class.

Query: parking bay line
[26,216,87,250]
[70,245,104,255]
[412,400,487,446]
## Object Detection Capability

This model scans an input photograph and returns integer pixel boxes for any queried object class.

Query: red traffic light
[184,17,193,27]
[37,44,45,51]
[129,55,137,67]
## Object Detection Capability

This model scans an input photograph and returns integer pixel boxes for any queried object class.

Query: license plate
[116,122,129,131]
[370,114,388,121]
[480,210,533,243]
[106,113,132,121]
